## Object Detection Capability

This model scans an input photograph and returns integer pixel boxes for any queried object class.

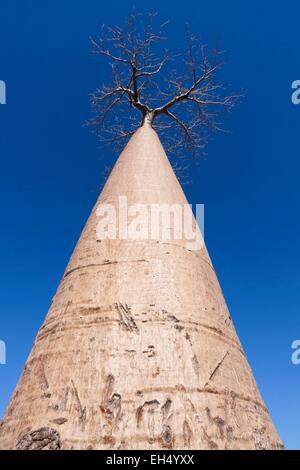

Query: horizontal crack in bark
[63,260,148,278]
[36,318,242,354]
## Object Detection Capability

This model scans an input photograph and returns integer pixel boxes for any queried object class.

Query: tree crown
[87,12,240,161]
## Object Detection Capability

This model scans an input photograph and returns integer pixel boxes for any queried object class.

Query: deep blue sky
[0,0,299,449]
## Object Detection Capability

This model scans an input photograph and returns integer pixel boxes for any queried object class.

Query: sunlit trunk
[0,127,283,450]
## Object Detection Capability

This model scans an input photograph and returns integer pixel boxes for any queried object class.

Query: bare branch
[163,109,193,143]
[155,63,221,114]
[86,12,241,163]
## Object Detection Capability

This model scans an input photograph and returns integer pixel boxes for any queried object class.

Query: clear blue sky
[0,0,299,449]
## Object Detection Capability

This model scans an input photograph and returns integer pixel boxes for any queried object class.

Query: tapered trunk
[142,111,155,126]
[0,126,283,450]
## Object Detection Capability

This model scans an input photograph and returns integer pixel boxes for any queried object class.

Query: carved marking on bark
[71,380,87,431]
[59,386,69,412]
[163,311,180,323]
[202,427,218,449]
[160,398,174,447]
[63,301,71,316]
[203,351,229,388]
[152,366,160,377]
[185,332,193,346]
[183,420,192,447]
[174,324,184,332]
[37,359,49,391]
[136,400,160,428]
[100,374,122,445]
[115,303,138,333]
[161,398,172,418]
[142,345,156,358]
[161,425,173,447]
[206,407,226,439]
[50,418,68,425]
[192,355,200,378]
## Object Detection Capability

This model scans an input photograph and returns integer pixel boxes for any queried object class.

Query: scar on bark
[136,400,160,428]
[202,427,218,449]
[50,417,68,425]
[206,407,226,439]
[203,351,229,388]
[59,386,69,412]
[115,302,138,332]
[160,399,174,447]
[71,380,87,430]
[183,420,193,447]
[16,427,61,450]
[185,332,193,346]
[192,354,200,377]
[37,358,49,391]
[63,300,71,316]
[142,345,156,358]
[100,374,122,435]
[161,398,172,418]
[102,374,114,407]
[161,425,173,447]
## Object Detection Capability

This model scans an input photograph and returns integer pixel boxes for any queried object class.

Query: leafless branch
[86,12,241,161]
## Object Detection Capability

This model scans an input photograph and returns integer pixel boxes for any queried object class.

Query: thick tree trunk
[0,126,283,450]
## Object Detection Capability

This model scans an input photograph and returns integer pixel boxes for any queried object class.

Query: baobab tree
[87,12,239,158]
[0,12,283,451]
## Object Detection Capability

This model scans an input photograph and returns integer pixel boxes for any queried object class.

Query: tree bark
[0,127,283,450]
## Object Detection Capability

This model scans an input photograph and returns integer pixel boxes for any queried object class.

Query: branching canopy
[87,12,240,160]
